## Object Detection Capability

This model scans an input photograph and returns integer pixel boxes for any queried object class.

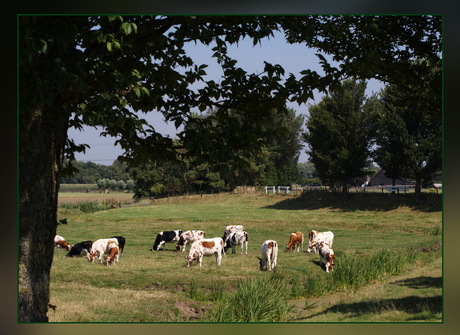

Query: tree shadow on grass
[296,295,442,321]
[262,192,442,212]
[390,276,443,289]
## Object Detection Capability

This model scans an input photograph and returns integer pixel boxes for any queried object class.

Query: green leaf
[140,87,150,97]
[122,22,132,35]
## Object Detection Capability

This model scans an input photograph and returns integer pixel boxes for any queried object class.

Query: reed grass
[303,248,421,298]
[207,275,292,322]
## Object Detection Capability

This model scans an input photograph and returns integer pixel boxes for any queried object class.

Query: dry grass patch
[48,281,202,322]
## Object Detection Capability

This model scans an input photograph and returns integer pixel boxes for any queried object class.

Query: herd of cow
[54,225,335,272]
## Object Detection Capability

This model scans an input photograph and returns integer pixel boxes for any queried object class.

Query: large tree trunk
[19,16,76,322]
[19,106,68,322]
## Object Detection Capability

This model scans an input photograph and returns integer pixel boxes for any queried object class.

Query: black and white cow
[66,240,93,257]
[151,230,183,251]
[111,236,126,255]
[224,231,248,254]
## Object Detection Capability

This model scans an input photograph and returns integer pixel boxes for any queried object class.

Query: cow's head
[285,244,294,252]
[87,251,96,263]
[176,236,184,251]
[257,257,266,270]
[307,240,318,253]
[184,255,196,268]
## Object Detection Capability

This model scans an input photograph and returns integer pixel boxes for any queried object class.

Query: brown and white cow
[307,230,334,253]
[222,225,244,241]
[257,240,278,272]
[224,231,248,254]
[184,237,224,268]
[285,232,304,252]
[87,238,119,264]
[106,240,119,266]
[311,240,335,272]
[176,230,206,252]
[54,235,71,252]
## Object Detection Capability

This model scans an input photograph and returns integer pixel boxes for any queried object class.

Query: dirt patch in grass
[174,301,205,320]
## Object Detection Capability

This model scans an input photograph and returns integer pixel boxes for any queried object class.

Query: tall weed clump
[207,275,292,322]
[304,249,420,297]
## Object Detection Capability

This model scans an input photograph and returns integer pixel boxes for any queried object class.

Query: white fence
[264,186,291,194]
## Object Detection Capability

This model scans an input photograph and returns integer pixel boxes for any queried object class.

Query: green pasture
[50,192,442,322]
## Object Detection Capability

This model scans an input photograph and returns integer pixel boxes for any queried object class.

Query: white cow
[257,240,278,272]
[87,238,119,264]
[176,230,206,252]
[307,230,334,253]
[222,225,244,240]
[224,231,248,254]
[184,237,224,268]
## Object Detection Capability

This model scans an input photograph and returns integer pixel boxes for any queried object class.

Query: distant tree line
[60,160,133,184]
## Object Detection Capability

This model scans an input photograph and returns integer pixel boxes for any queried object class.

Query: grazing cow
[151,230,183,251]
[184,237,224,268]
[66,240,93,257]
[87,238,119,264]
[106,240,120,266]
[222,225,244,240]
[307,230,334,253]
[257,240,278,272]
[176,230,206,252]
[285,232,304,252]
[54,235,71,252]
[224,231,248,254]
[311,241,335,272]
[111,236,126,255]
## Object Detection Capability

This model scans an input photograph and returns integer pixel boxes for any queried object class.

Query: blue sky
[68,32,384,165]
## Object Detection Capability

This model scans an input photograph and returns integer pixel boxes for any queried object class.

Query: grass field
[50,191,442,322]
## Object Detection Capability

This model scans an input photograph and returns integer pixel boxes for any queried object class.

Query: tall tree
[304,79,378,194]
[373,60,442,199]
[19,15,442,322]
[260,108,304,186]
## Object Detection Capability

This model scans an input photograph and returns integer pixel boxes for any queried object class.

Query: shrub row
[58,199,123,213]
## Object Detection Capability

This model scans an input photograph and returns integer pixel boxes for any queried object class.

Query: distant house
[367,169,414,186]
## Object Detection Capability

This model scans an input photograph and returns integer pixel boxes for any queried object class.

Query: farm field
[50,192,442,322]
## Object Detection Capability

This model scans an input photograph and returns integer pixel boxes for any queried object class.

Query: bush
[79,200,110,213]
[207,275,292,322]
